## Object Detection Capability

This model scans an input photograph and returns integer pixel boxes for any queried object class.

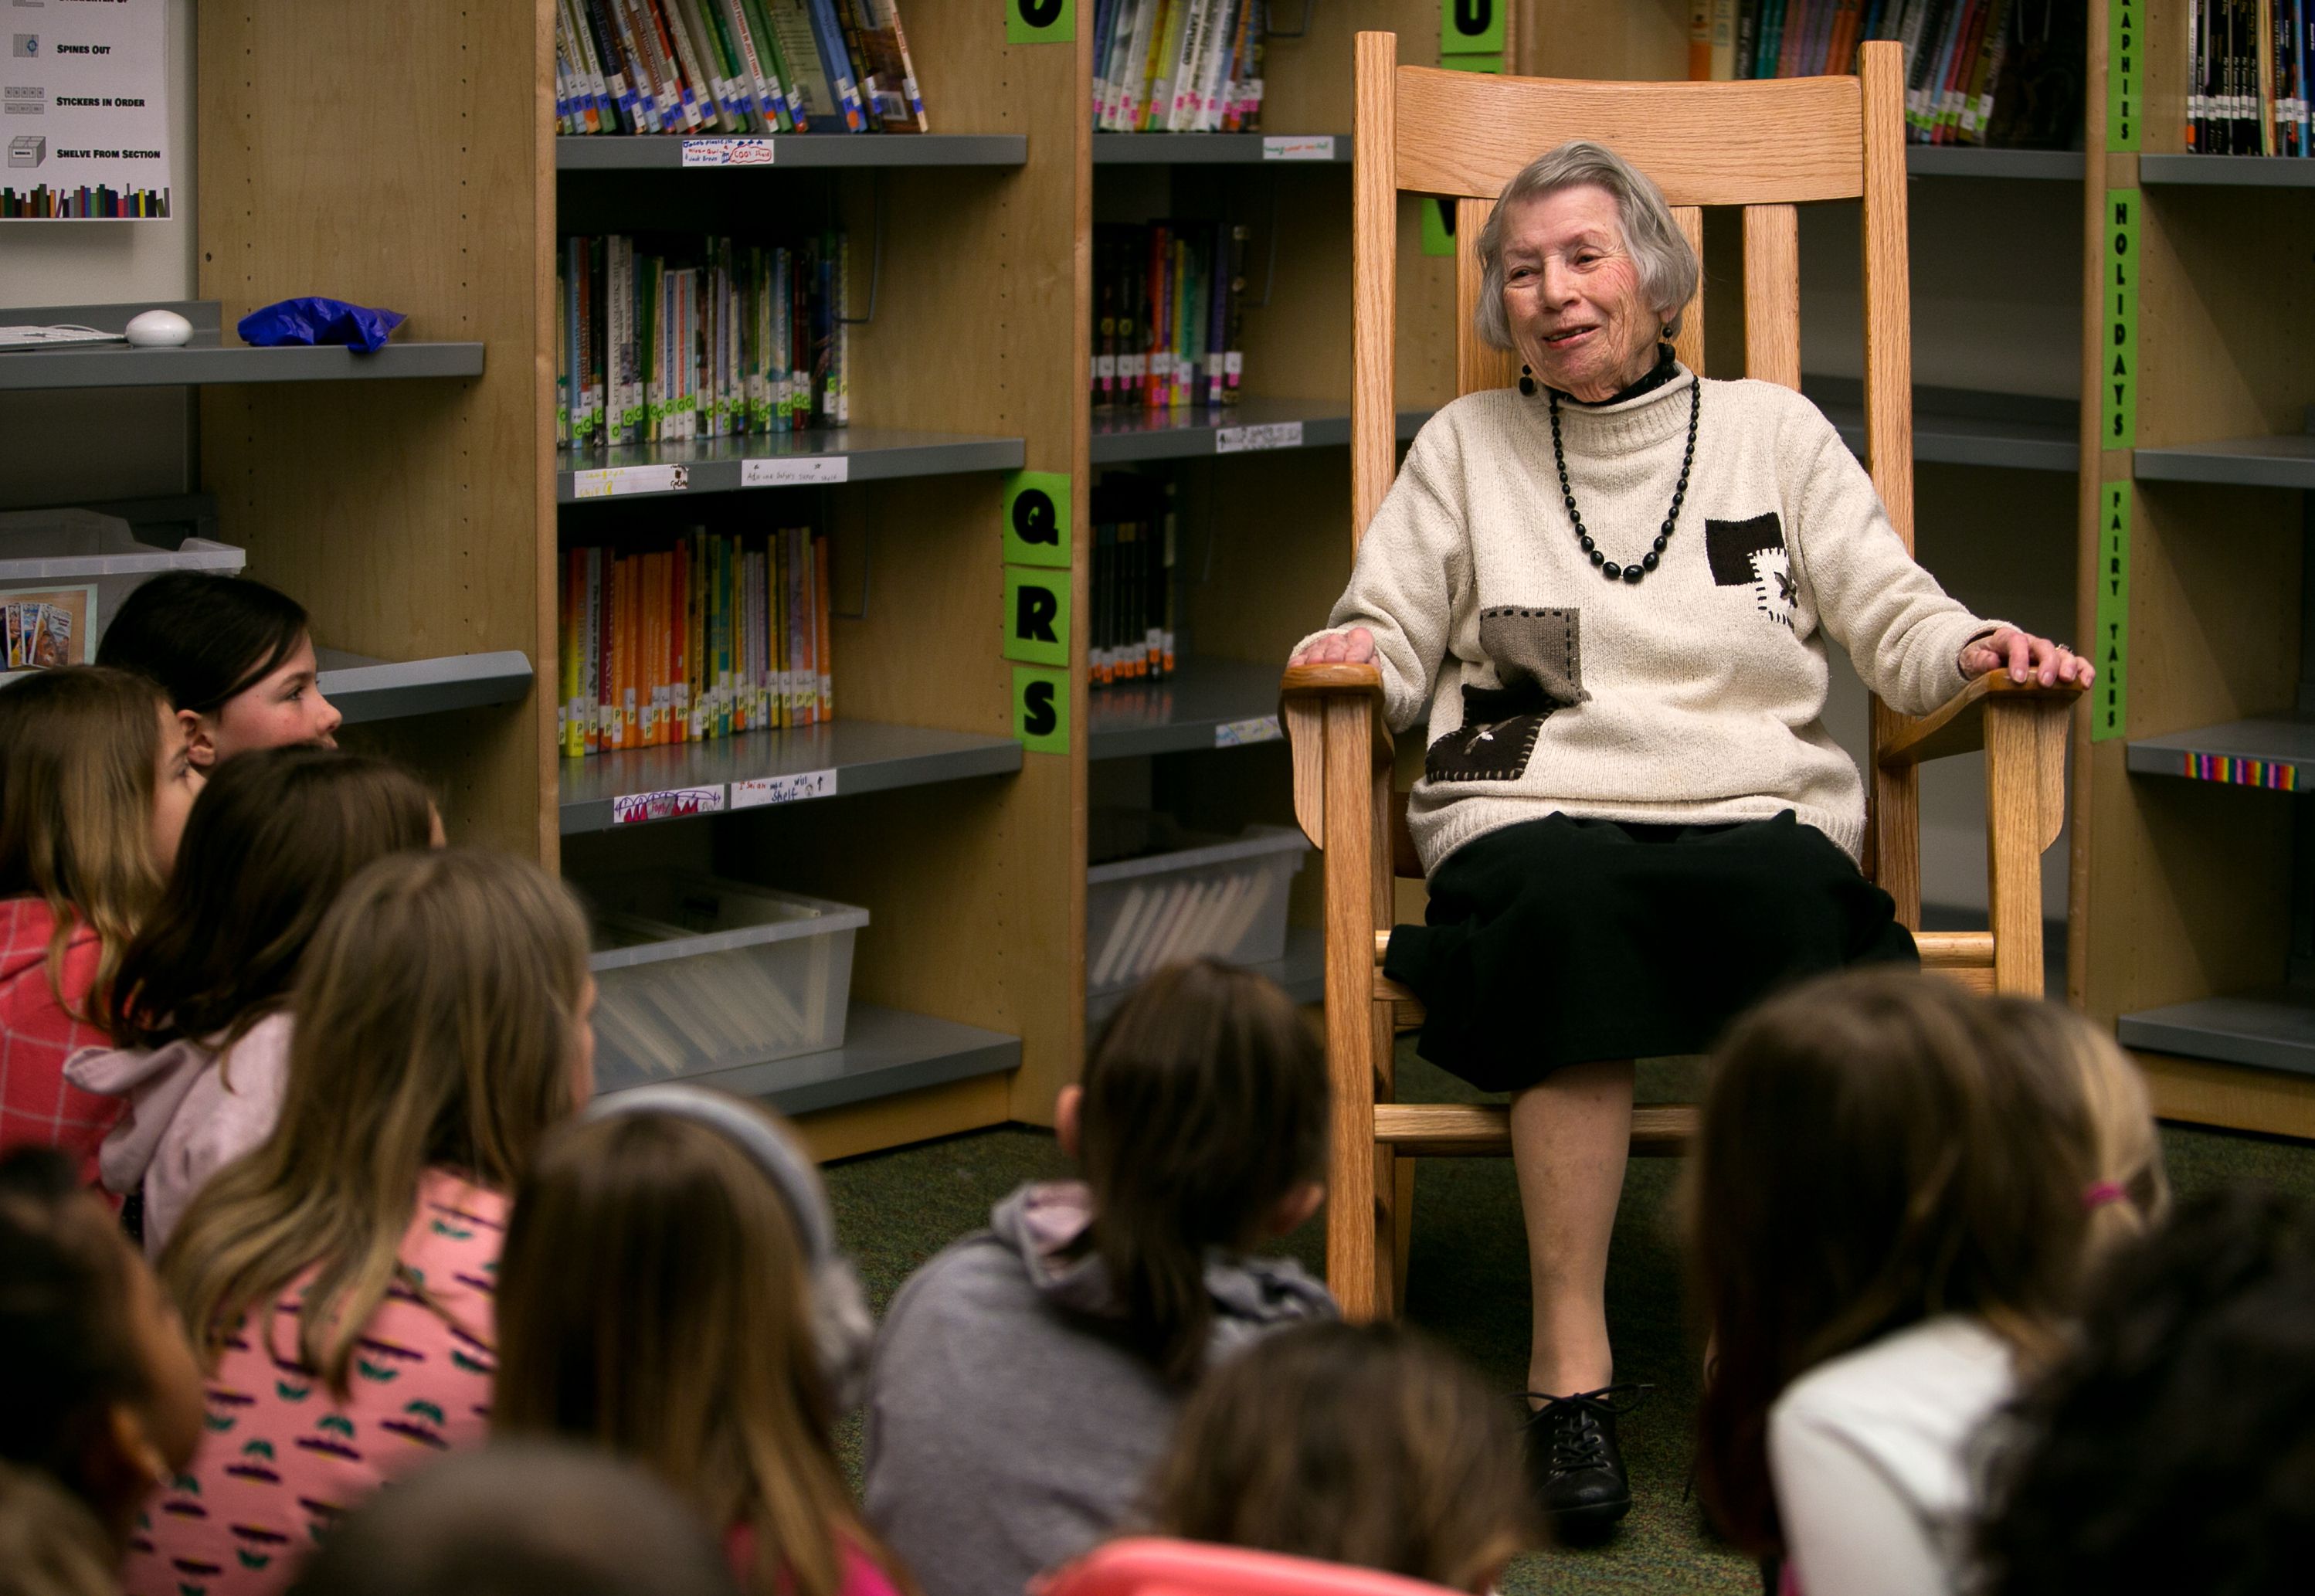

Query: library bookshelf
[2070,1,2315,1138]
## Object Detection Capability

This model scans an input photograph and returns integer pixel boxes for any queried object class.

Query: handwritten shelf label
[730,769,837,809]
[1262,135,1336,161]
[609,786,726,825]
[573,464,688,499]
[1215,421,1303,454]
[1214,715,1283,749]
[681,138,776,168]
[741,456,849,487]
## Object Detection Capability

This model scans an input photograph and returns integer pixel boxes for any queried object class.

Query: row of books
[2185,2,2314,154]
[1686,1,2085,148]
[556,233,850,450]
[1093,222,1252,411]
[1091,0,1270,133]
[557,528,834,759]
[1089,474,1177,690]
[552,0,926,136]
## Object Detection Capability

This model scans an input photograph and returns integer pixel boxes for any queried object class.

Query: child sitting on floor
[862,959,1336,1596]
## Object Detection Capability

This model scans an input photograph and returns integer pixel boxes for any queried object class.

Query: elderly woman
[1288,141,2090,1537]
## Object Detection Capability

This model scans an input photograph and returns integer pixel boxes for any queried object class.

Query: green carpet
[821,1050,2315,1594]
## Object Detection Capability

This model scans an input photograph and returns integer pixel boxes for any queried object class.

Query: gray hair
[1472,140,1702,351]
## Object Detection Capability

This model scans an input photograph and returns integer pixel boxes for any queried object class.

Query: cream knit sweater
[1301,366,1998,871]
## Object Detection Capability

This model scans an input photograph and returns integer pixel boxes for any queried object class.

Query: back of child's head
[106,745,436,1049]
[95,572,309,720]
[0,1146,201,1543]
[1143,1320,1535,1591]
[1979,1187,2315,1596]
[494,1091,884,1596]
[0,1460,116,1596]
[162,847,592,1397]
[1690,967,2097,1554]
[0,666,176,1012]
[283,1441,739,1596]
[1077,959,1329,1382]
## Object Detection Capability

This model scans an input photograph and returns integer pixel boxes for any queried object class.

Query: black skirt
[1382,810,1915,1092]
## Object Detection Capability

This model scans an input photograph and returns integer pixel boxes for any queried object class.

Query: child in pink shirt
[128,848,597,1596]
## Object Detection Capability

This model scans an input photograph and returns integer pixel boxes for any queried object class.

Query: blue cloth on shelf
[236,297,406,354]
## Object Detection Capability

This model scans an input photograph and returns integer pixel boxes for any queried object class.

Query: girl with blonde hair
[127,849,596,1596]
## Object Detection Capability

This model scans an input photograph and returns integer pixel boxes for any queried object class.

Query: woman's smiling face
[1499,183,1664,403]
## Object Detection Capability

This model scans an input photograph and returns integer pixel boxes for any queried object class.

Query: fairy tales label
[2106,0,2142,151]
[2103,189,2139,450]
[2092,483,2131,743]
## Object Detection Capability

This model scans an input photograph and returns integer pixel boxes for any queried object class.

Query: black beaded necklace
[1547,376,1701,586]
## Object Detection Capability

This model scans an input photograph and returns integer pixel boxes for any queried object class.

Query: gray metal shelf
[555,134,1028,170]
[1091,398,1432,464]
[1088,657,1285,759]
[595,1001,1019,1116]
[2126,713,2315,790]
[1903,146,2083,180]
[1805,375,2079,472]
[2133,433,2315,490]
[316,649,534,725]
[2119,989,2315,1078]
[0,302,483,392]
[2140,154,2315,188]
[1093,132,1350,165]
[558,718,1022,834]
[557,428,1024,501]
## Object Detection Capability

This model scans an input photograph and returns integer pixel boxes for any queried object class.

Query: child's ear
[1054,1085,1083,1160]
[98,1401,171,1503]
[1268,1180,1324,1237]
[178,708,217,769]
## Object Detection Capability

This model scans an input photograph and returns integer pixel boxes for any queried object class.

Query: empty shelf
[2133,433,2315,490]
[594,1001,1019,1118]
[2119,989,2315,1078]
[1903,146,2085,180]
[2140,154,2315,188]
[558,429,1025,501]
[1805,376,2079,472]
[1091,399,1431,464]
[1088,657,1285,760]
[2126,714,2315,791]
[558,718,1022,834]
[1093,133,1350,165]
[0,302,482,391]
[556,134,1027,170]
[316,650,534,725]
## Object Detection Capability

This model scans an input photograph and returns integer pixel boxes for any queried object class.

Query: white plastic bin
[578,870,867,1092]
[0,508,245,671]
[1085,817,1312,996]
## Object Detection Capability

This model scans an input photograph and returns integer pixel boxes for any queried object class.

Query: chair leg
[1390,1155,1415,1315]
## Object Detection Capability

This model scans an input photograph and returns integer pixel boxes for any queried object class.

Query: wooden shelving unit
[2068,1,2315,1137]
[0,302,484,390]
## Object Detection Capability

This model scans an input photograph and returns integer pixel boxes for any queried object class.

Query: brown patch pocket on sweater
[1425,606,1585,783]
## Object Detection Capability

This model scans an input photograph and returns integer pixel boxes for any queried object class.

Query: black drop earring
[1519,363,1536,397]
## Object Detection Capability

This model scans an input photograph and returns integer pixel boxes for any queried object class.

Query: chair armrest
[1876,674,2085,770]
[1280,663,1395,850]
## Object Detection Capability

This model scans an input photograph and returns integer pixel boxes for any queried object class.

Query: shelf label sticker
[730,769,837,809]
[741,456,848,487]
[609,786,726,825]
[1216,420,1304,453]
[573,464,688,499]
[1002,470,1072,568]
[681,138,776,168]
[2092,482,2130,743]
[1012,665,1071,755]
[2106,0,2141,151]
[1003,566,1071,667]
[2103,189,2139,450]
[1261,135,1336,161]
[1006,0,1073,45]
[1214,715,1283,749]
[1441,0,1504,58]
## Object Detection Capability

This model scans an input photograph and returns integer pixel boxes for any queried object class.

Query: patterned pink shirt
[124,1170,507,1596]
[0,895,121,1187]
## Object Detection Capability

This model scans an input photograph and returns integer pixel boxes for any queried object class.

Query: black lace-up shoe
[1522,1384,1650,1542]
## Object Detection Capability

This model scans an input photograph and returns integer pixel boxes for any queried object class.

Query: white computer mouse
[124,308,193,348]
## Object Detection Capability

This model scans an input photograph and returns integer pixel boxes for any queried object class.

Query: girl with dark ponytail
[862,959,1333,1596]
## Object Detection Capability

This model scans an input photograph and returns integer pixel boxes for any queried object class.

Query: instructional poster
[3,0,171,219]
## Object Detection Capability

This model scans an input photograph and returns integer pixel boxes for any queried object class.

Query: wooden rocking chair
[1279,36,2086,1321]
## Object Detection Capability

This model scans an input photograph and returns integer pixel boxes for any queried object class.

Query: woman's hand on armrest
[1958,626,2094,689]
[1289,627,1377,667]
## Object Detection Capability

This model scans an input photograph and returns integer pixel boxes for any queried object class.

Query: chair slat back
[1351,34,1923,920]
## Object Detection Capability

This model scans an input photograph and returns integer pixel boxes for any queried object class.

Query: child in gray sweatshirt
[860,960,1336,1596]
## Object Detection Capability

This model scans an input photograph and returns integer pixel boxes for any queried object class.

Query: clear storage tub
[0,508,244,672]
[1085,815,1312,996]
[577,870,867,1092]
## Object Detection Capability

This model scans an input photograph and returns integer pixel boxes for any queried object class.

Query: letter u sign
[1441,0,1503,55]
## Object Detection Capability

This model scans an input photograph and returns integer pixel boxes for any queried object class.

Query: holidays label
[1215,421,1303,453]
[2103,189,2139,450]
[681,138,776,168]
[609,786,725,825]
[1214,715,1282,748]
[2092,483,2130,743]
[730,769,837,808]
[1261,135,1336,161]
[741,456,848,487]
[573,464,688,498]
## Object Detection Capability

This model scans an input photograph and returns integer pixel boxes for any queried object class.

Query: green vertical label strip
[1441,0,1504,57]
[1006,0,1074,45]
[2103,188,2139,450]
[2092,484,2131,743]
[2106,0,2142,151]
